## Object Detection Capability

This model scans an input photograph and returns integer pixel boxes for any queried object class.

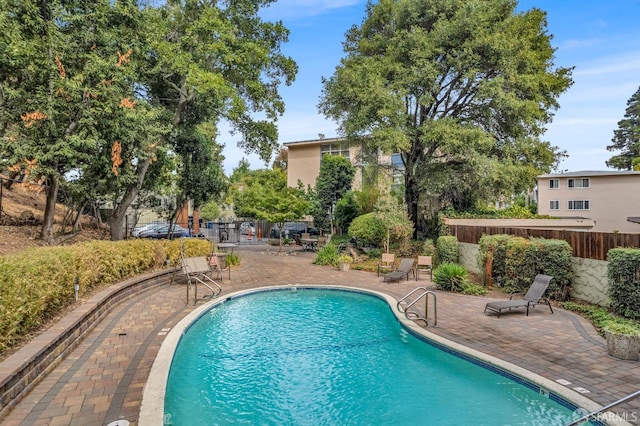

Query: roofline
[283,137,347,147]
[538,170,640,178]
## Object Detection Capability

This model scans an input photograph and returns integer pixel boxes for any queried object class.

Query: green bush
[607,248,640,320]
[0,238,210,353]
[562,301,640,335]
[422,239,436,256]
[348,212,386,247]
[433,262,468,292]
[477,234,512,286]
[334,191,360,233]
[313,244,340,266]
[436,235,458,265]
[502,237,572,300]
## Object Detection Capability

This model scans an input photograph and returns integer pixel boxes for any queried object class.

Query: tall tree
[147,0,297,218]
[606,86,640,170]
[0,0,142,240]
[0,0,158,241]
[319,0,572,236]
[312,155,355,234]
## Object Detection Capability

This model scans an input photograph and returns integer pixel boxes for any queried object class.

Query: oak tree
[319,0,573,236]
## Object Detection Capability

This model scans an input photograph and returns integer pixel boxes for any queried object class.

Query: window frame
[567,200,590,210]
[568,178,590,189]
[549,179,559,189]
[320,142,349,158]
[549,200,560,210]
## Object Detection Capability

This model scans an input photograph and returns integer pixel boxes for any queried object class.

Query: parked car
[138,224,189,239]
[239,222,256,235]
[131,222,165,238]
[270,222,318,239]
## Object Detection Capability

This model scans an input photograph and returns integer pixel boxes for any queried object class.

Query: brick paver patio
[0,244,638,425]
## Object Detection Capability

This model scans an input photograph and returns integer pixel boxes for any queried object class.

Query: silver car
[239,222,256,235]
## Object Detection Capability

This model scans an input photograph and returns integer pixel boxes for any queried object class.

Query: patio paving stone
[0,243,638,425]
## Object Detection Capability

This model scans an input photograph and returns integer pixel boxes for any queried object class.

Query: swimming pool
[155,287,596,425]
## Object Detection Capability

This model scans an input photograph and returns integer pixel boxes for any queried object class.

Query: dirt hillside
[0,178,106,256]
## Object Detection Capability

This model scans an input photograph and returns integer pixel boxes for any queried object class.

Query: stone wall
[569,257,610,307]
[457,242,610,306]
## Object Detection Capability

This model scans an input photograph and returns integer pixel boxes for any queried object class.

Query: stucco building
[284,137,398,190]
[537,170,640,233]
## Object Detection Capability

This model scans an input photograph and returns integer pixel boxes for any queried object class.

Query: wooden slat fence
[447,225,640,261]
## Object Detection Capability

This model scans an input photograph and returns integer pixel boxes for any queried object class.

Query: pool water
[165,289,585,425]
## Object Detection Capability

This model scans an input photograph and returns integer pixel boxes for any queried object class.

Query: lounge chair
[484,274,554,318]
[377,253,395,276]
[383,258,415,282]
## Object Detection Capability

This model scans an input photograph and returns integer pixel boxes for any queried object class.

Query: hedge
[477,235,572,300]
[436,235,458,265]
[607,248,640,320]
[477,234,512,286]
[0,238,211,353]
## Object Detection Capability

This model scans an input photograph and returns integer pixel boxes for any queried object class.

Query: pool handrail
[565,389,640,426]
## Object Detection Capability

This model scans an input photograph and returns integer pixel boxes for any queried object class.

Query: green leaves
[320,0,573,235]
[606,86,640,170]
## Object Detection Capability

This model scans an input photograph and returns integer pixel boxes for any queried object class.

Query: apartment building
[284,137,397,190]
[537,170,640,233]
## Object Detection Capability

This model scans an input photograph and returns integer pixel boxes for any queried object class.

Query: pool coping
[139,284,625,426]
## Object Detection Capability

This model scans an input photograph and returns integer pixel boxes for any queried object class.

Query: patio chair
[414,256,433,281]
[377,253,395,277]
[383,258,415,282]
[182,256,222,304]
[484,274,554,318]
[208,253,231,280]
[315,236,327,251]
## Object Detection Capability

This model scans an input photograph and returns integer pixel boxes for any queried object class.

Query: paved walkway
[1,244,639,425]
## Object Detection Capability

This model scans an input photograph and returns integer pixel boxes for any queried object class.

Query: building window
[391,153,404,169]
[549,179,559,189]
[568,200,590,210]
[549,200,559,210]
[568,178,590,188]
[320,142,349,158]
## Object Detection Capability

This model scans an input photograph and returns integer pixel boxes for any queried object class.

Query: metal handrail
[397,288,437,326]
[565,389,640,426]
[397,287,428,313]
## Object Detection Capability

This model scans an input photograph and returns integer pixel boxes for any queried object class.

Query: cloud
[574,53,640,77]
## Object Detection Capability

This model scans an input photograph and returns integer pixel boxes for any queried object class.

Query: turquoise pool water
[164,289,587,425]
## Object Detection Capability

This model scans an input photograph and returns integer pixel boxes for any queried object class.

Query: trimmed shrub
[477,234,512,286]
[436,235,458,265]
[348,212,386,248]
[607,248,640,320]
[502,237,572,300]
[0,238,211,353]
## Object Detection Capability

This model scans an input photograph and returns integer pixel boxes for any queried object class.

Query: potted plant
[337,255,354,272]
[603,321,640,361]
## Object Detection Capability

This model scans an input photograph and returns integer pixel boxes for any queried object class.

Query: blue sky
[221,0,640,174]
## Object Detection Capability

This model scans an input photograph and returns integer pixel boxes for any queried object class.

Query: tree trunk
[107,157,151,241]
[40,173,59,242]
[72,201,86,230]
[405,173,420,239]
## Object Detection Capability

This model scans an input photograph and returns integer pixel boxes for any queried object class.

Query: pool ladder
[397,287,437,326]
